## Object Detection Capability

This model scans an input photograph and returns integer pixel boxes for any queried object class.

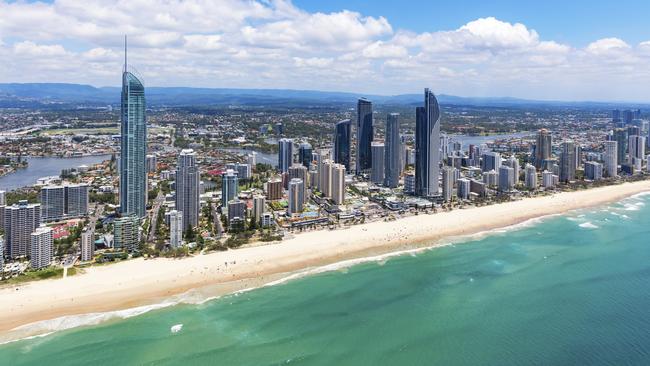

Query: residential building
[415,88,441,196]
[221,169,238,207]
[176,149,200,230]
[371,142,385,185]
[331,163,346,205]
[384,113,400,188]
[604,141,618,178]
[3,201,41,259]
[298,142,313,168]
[278,138,294,173]
[559,141,576,183]
[114,215,140,252]
[168,210,183,248]
[535,129,552,169]
[120,61,147,218]
[524,164,537,189]
[30,226,53,270]
[356,98,373,175]
[80,229,95,261]
[442,166,455,202]
[288,178,305,215]
[266,178,283,200]
[334,119,352,171]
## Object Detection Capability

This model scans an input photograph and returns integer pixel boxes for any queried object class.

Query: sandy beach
[2,180,649,341]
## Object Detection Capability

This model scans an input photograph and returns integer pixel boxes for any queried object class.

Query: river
[0,155,112,191]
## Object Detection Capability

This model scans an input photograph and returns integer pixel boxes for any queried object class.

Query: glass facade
[356,98,373,175]
[120,71,147,218]
[334,119,351,171]
[415,88,440,197]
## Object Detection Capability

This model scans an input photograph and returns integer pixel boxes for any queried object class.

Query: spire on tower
[124,35,127,73]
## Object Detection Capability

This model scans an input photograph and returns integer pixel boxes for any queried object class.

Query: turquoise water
[2,194,650,365]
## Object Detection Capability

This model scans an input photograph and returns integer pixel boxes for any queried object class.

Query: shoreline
[2,180,650,342]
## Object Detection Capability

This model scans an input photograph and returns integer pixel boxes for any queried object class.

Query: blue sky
[1,0,650,101]
[295,0,648,46]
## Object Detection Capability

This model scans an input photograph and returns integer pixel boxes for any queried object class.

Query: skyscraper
[628,135,646,163]
[113,215,140,252]
[278,138,294,173]
[288,178,305,215]
[613,128,628,164]
[524,164,537,189]
[331,163,346,205]
[384,113,400,188]
[3,201,41,259]
[120,39,147,219]
[80,229,94,262]
[30,226,53,270]
[415,88,441,197]
[334,119,352,171]
[168,210,183,248]
[442,166,455,202]
[221,169,239,207]
[371,142,385,184]
[298,142,313,168]
[604,140,618,178]
[481,152,502,172]
[559,141,576,183]
[40,184,89,222]
[356,98,373,175]
[176,149,200,230]
[252,195,266,225]
[498,166,515,192]
[535,129,552,169]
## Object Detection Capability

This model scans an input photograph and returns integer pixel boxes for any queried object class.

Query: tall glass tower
[334,119,351,171]
[356,98,373,175]
[384,113,400,188]
[415,88,440,197]
[120,38,147,218]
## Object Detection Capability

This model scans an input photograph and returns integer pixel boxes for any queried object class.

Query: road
[148,190,165,242]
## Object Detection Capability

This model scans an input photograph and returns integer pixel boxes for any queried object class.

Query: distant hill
[0,83,647,109]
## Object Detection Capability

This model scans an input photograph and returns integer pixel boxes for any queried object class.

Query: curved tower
[119,38,147,218]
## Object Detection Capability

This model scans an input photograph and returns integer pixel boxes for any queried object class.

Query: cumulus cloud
[0,1,650,101]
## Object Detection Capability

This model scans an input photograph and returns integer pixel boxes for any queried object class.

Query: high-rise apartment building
[221,169,239,207]
[120,47,147,218]
[3,201,41,259]
[278,138,294,173]
[559,141,576,183]
[330,163,346,205]
[176,149,200,230]
[114,215,140,252]
[442,166,455,202]
[356,98,373,175]
[603,140,618,178]
[384,113,400,188]
[334,119,351,171]
[415,88,441,196]
[30,226,53,270]
[168,210,183,248]
[80,229,95,262]
[535,129,552,169]
[371,142,385,185]
[288,178,304,215]
[298,143,313,168]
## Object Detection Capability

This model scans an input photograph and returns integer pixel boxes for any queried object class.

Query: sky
[1,0,650,102]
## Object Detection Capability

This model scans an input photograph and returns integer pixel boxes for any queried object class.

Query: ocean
[2,193,650,365]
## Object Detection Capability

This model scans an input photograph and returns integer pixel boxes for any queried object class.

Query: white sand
[1,180,649,338]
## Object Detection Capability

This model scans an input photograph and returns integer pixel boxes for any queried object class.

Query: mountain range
[0,83,646,109]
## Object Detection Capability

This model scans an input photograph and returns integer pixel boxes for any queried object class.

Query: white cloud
[1,1,650,101]
[586,38,630,54]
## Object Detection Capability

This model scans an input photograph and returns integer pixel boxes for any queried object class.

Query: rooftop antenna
[124,35,127,73]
